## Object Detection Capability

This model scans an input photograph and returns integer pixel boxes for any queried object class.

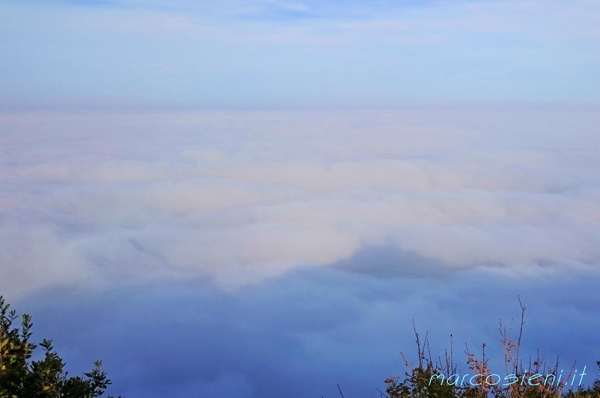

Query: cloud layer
[2,109,599,294]
[1,108,600,397]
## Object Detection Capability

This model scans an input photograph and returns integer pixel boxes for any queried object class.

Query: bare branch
[337,384,345,398]
[515,295,526,374]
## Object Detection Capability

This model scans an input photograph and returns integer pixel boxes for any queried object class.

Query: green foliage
[0,296,121,398]
[385,364,459,398]
[564,363,600,398]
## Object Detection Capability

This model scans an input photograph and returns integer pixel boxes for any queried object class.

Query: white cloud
[1,109,599,297]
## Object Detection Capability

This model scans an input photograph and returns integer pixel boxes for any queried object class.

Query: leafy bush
[0,295,121,398]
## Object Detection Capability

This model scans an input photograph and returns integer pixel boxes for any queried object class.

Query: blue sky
[2,0,600,108]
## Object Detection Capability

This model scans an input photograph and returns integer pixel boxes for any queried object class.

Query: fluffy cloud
[1,109,599,296]
[1,108,599,397]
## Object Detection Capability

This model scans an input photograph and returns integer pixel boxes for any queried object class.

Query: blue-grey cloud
[17,268,600,398]
[331,244,452,278]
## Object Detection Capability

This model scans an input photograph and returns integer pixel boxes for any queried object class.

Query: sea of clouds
[1,108,599,397]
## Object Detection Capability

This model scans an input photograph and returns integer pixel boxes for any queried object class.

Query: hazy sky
[2,1,600,398]
[2,0,600,108]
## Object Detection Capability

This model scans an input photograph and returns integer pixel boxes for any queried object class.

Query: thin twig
[425,331,432,365]
[337,384,345,398]
[450,334,454,374]
[412,319,422,368]
[515,295,526,374]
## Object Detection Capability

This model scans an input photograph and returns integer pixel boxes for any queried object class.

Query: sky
[1,0,600,108]
[1,1,600,398]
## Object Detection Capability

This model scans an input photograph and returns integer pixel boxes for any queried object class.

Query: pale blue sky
[2,0,599,108]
